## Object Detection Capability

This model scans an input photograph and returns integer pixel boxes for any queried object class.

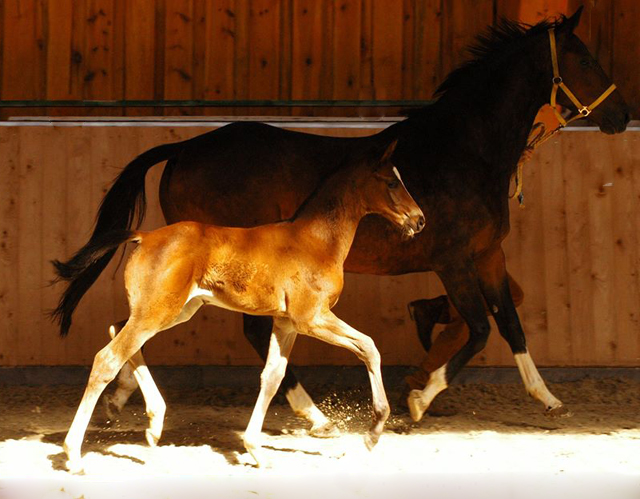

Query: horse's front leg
[407,262,492,422]
[302,312,389,450]
[476,247,568,416]
[243,318,298,467]
[243,314,337,437]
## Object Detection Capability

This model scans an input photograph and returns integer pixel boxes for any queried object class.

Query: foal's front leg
[243,318,298,467]
[303,311,390,450]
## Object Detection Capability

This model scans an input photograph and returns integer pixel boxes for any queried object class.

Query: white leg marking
[515,351,563,411]
[407,364,448,422]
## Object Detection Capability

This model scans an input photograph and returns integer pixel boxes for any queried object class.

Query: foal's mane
[405,14,573,118]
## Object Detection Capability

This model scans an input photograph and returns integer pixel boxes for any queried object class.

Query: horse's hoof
[309,421,340,438]
[545,404,572,418]
[145,428,160,447]
[363,431,380,451]
[407,389,427,422]
[103,395,121,421]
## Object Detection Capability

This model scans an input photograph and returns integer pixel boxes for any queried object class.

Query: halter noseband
[548,28,617,126]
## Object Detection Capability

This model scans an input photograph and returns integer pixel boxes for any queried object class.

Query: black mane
[404,15,571,119]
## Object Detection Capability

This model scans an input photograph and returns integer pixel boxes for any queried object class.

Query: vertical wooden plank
[371,0,403,102]
[201,1,237,116]
[413,0,442,99]
[359,0,374,102]
[496,0,569,24]
[63,127,95,364]
[40,127,68,364]
[247,0,281,103]
[538,137,572,364]
[164,0,195,115]
[46,0,74,101]
[291,0,324,115]
[124,0,157,116]
[441,0,493,77]
[1,0,46,116]
[0,128,20,365]
[562,132,595,364]
[16,127,43,364]
[69,0,88,105]
[332,0,361,117]
[612,0,640,119]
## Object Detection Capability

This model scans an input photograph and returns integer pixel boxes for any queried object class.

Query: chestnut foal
[53,140,425,472]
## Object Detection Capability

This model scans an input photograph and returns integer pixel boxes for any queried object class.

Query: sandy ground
[1,378,639,499]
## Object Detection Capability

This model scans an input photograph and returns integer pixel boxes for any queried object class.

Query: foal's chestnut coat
[54,141,425,471]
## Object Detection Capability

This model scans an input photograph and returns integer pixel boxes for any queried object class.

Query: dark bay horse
[53,9,629,431]
[54,141,425,472]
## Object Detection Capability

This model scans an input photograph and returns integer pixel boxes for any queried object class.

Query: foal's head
[360,140,425,238]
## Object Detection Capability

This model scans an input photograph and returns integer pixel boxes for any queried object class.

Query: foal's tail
[51,230,140,337]
[50,140,182,337]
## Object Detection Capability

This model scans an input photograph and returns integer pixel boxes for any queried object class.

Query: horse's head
[364,140,425,238]
[550,7,630,134]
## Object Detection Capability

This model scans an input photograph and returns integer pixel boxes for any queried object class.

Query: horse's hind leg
[476,248,567,416]
[243,318,298,467]
[243,314,336,437]
[103,320,166,446]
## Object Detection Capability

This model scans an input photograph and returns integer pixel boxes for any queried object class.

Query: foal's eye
[387,180,400,189]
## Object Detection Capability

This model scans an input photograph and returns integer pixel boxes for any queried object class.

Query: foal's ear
[561,5,583,34]
[379,139,398,165]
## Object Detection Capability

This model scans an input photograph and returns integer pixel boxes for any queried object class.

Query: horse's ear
[380,139,398,165]
[561,5,584,34]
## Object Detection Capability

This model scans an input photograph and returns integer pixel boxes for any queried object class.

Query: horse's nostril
[417,216,426,230]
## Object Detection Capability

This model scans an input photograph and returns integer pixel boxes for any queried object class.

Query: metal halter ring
[552,76,563,84]
[578,107,591,116]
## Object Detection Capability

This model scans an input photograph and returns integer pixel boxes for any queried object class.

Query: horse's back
[159,121,381,228]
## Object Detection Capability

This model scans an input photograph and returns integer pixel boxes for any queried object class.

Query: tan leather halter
[548,27,617,126]
[511,28,618,205]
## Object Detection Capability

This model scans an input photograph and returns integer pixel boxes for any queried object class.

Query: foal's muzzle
[403,213,426,238]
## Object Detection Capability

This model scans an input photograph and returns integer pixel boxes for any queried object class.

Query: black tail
[51,230,139,336]
[50,140,182,337]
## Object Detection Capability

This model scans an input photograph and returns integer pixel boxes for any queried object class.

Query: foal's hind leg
[243,317,298,467]
[64,320,160,473]
[103,320,167,447]
[243,314,336,437]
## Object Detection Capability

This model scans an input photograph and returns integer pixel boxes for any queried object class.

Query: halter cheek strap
[548,28,617,126]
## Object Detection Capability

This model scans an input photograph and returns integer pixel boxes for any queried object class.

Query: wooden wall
[0,122,638,367]
[0,0,638,118]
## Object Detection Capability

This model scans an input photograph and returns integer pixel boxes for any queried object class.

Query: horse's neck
[438,50,549,177]
[292,170,365,263]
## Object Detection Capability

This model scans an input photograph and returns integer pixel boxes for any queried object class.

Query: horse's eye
[580,58,590,67]
[388,180,400,189]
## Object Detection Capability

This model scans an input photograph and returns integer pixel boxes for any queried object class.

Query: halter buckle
[578,106,591,117]
[552,76,563,85]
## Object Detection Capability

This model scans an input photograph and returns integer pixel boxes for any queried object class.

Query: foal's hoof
[145,428,160,447]
[363,431,380,451]
[103,394,121,421]
[407,390,427,422]
[309,421,340,439]
[545,404,572,418]
[65,458,85,475]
